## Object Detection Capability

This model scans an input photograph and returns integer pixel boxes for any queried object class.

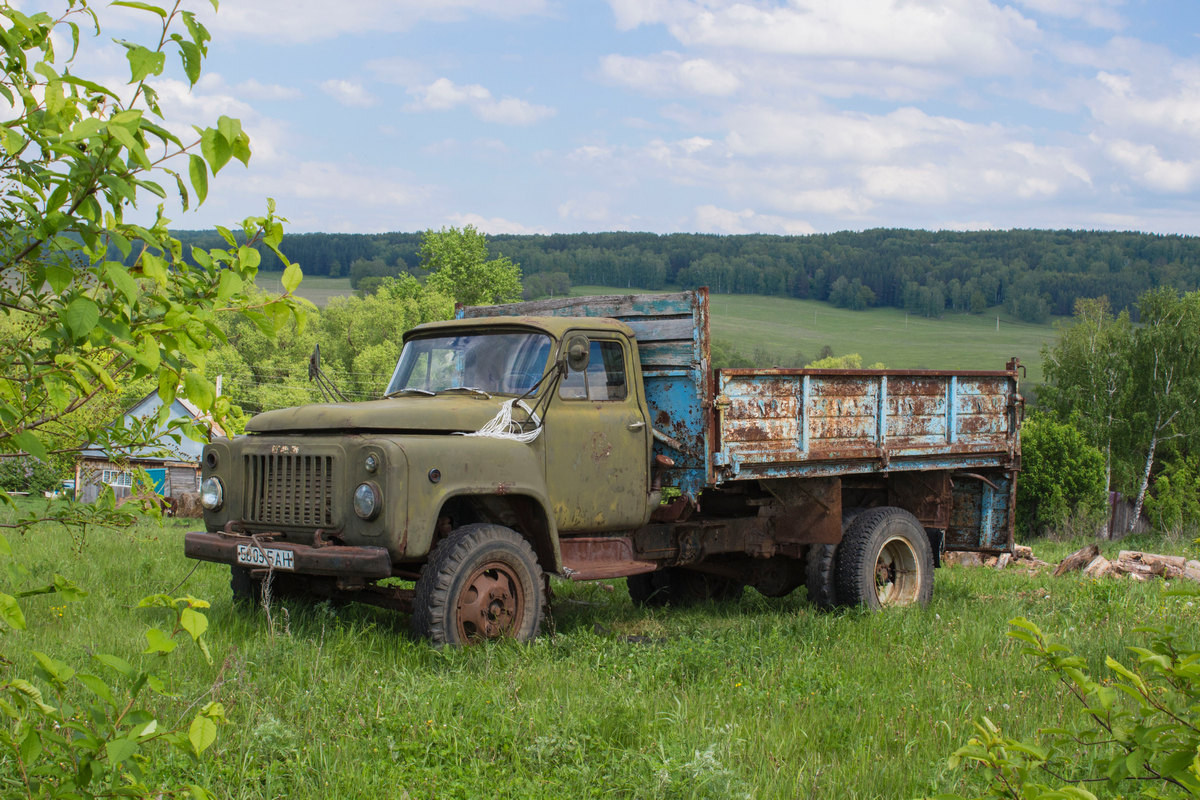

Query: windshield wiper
[385,388,435,397]
[438,386,493,399]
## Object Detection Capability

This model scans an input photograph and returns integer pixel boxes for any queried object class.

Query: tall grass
[6,513,1197,798]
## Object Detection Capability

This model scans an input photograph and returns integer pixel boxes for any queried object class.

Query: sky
[38,0,1200,236]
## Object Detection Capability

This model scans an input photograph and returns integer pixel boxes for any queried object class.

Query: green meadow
[257,273,1060,386]
[4,509,1197,799]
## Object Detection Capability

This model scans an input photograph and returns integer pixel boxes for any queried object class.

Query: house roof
[79,390,227,463]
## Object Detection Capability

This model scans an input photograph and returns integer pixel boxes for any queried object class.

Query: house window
[101,469,133,487]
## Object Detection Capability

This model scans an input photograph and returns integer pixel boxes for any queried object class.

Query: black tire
[805,507,865,610]
[411,524,544,646]
[231,566,261,604]
[804,544,839,609]
[835,507,933,609]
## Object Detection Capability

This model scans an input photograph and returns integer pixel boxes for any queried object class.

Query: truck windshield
[386,331,553,397]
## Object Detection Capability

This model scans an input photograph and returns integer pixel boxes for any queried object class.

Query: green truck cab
[185,289,1021,645]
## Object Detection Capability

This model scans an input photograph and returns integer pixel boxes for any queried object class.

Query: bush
[0,458,61,494]
[1017,414,1107,538]
[936,617,1200,799]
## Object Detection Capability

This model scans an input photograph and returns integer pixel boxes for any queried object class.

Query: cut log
[942,552,983,567]
[995,553,1012,569]
[1014,544,1034,560]
[1053,544,1100,577]
[1083,555,1112,578]
[1116,551,1195,580]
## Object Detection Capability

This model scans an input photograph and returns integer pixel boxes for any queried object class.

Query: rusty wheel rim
[455,562,525,641]
[875,535,920,606]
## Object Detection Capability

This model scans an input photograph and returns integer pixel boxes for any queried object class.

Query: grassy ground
[4,507,1197,799]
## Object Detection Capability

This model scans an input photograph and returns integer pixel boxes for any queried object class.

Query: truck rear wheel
[804,544,839,609]
[412,524,545,646]
[835,507,933,609]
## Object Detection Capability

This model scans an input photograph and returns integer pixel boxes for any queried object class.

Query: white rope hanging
[457,399,543,443]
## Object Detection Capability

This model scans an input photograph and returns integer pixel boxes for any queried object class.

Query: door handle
[627,420,646,431]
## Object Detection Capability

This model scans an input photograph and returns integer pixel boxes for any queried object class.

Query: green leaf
[183,372,215,411]
[0,592,26,630]
[188,714,217,755]
[158,370,178,407]
[92,653,135,678]
[32,651,75,686]
[77,673,118,707]
[52,574,88,601]
[125,43,166,82]
[45,264,74,294]
[281,262,302,293]
[200,127,231,174]
[216,269,242,302]
[105,261,140,304]
[19,726,41,764]
[141,251,168,285]
[238,244,261,270]
[112,1,168,17]
[189,153,208,204]
[0,533,10,556]
[144,627,178,654]
[11,431,48,461]
[107,121,151,169]
[177,39,201,85]
[106,735,139,765]
[63,296,100,340]
[180,606,208,641]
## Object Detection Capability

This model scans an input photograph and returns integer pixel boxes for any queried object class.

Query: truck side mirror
[565,335,590,373]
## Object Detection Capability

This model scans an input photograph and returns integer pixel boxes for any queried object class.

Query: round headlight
[200,477,224,511]
[353,482,381,520]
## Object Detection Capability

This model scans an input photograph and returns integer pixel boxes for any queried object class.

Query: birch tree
[1124,288,1200,530]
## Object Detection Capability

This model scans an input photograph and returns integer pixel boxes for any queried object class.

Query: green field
[574,285,1059,385]
[255,273,1060,385]
[4,510,1198,799]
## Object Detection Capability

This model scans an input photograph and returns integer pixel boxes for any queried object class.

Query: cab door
[544,333,650,532]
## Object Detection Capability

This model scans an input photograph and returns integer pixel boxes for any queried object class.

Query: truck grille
[243,454,335,527]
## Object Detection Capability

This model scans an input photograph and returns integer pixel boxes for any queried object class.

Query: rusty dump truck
[185,289,1022,645]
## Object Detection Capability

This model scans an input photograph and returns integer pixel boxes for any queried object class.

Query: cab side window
[560,340,628,401]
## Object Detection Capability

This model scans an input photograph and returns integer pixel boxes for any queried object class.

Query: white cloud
[446,213,550,234]
[407,78,555,125]
[558,193,613,223]
[320,79,377,108]
[609,0,1038,75]
[1101,139,1200,192]
[234,79,303,101]
[601,53,741,96]
[1015,0,1125,29]
[198,0,550,44]
[693,205,816,235]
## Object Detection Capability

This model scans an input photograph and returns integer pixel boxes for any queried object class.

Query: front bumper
[184,531,393,580]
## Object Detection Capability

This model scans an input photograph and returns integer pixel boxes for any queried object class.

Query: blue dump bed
[464,289,1021,551]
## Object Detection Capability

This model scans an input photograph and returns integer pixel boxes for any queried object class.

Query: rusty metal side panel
[714,368,1018,483]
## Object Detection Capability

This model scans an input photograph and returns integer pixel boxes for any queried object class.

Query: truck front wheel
[835,507,933,609]
[412,524,545,646]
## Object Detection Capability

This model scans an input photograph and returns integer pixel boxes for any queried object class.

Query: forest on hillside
[168,228,1200,323]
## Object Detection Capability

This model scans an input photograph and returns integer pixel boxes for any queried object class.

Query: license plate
[235,543,296,571]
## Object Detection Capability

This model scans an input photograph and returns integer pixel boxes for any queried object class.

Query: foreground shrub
[936,616,1200,799]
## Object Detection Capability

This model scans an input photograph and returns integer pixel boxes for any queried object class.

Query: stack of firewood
[941,544,1049,570]
[1053,543,1200,582]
